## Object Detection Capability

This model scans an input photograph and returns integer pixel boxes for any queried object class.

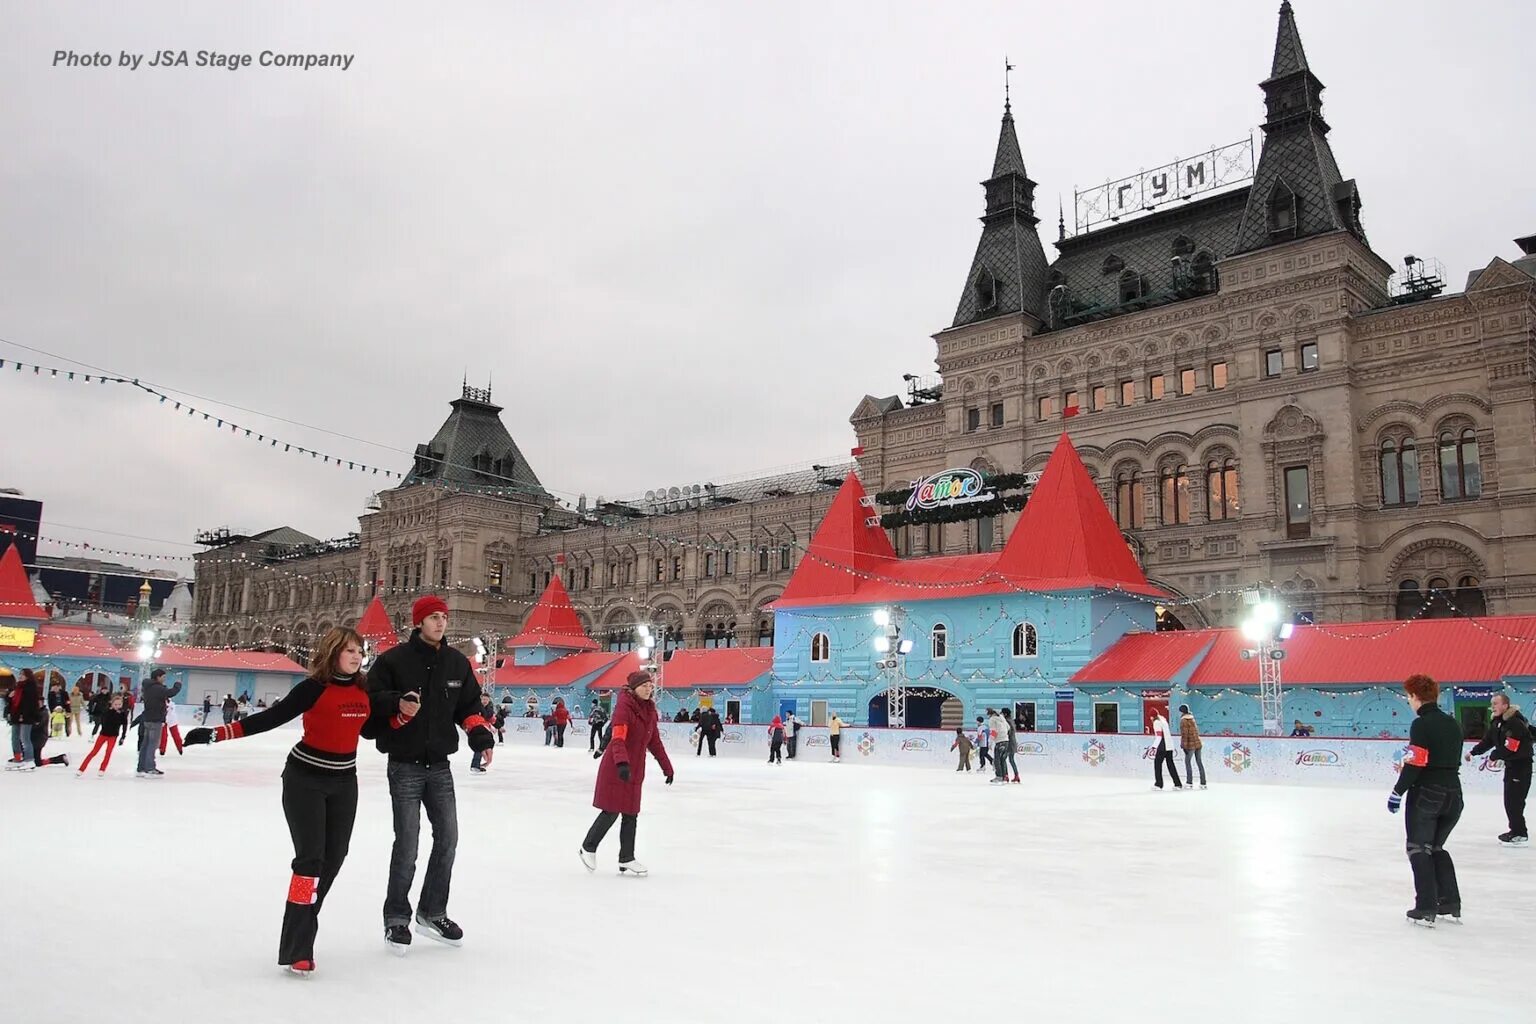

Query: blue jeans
[384,761,458,926]
[137,722,163,772]
[12,723,34,763]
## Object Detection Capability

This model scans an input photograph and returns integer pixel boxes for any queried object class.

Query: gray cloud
[2,0,1532,562]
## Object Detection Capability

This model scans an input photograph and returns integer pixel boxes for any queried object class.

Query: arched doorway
[1155,605,1186,631]
[867,687,960,729]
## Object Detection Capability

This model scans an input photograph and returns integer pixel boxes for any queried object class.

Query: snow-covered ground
[5,729,1529,1022]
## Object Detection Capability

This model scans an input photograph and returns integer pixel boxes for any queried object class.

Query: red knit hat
[625,670,653,689]
[412,595,449,626]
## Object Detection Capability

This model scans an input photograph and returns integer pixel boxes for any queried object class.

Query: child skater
[184,628,378,978]
[77,694,130,777]
[159,700,185,756]
[951,726,974,771]
[768,715,785,764]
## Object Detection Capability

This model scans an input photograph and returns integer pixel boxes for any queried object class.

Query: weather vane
[1005,56,1015,111]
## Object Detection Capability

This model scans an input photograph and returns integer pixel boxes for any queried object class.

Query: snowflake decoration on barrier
[1081,738,1106,767]
[1223,741,1252,774]
[857,732,876,757]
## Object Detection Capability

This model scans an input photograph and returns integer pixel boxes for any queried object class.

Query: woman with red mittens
[580,670,674,877]
[184,627,377,976]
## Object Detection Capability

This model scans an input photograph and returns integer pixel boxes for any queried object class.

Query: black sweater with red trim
[1393,703,1463,795]
[215,675,371,773]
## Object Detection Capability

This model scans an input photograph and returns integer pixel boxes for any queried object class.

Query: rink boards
[487,714,1511,792]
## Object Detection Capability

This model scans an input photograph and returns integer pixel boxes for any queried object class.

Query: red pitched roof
[491,651,622,687]
[660,647,774,688]
[773,434,1164,608]
[355,597,399,652]
[587,650,647,690]
[154,645,308,674]
[0,544,47,621]
[1074,616,1536,688]
[994,433,1158,595]
[0,623,120,660]
[777,474,897,605]
[1071,630,1217,685]
[506,575,598,651]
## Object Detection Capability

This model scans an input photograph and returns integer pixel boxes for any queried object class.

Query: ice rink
[6,727,1530,1022]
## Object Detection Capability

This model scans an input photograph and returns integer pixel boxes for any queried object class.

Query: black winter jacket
[1470,710,1534,763]
[363,631,483,763]
[47,688,70,712]
[138,679,182,723]
[11,677,42,725]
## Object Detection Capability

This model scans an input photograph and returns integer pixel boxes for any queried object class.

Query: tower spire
[1004,56,1014,114]
[1269,1,1310,79]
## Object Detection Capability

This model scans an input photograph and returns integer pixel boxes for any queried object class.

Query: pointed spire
[507,575,598,651]
[778,474,896,604]
[991,101,1028,179]
[1269,1,1310,79]
[0,544,47,622]
[1057,196,1066,242]
[356,596,400,652]
[994,434,1155,593]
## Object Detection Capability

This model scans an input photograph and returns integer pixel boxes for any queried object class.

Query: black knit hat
[1178,704,1189,714]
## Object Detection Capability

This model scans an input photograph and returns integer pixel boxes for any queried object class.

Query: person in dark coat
[5,669,42,769]
[222,694,239,725]
[551,698,571,747]
[587,699,608,753]
[136,668,182,776]
[767,715,785,764]
[1388,673,1465,926]
[579,670,674,877]
[1466,693,1533,845]
[696,707,722,757]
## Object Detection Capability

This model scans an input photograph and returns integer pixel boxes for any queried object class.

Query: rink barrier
[489,714,1510,793]
[171,705,1508,793]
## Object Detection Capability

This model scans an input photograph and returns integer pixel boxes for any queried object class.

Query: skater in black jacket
[1388,674,1464,926]
[1467,694,1533,846]
[77,694,130,776]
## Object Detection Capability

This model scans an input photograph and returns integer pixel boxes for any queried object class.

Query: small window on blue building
[810,632,830,663]
[931,624,948,660]
[1012,622,1038,658]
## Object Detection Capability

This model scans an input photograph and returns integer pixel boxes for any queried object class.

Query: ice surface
[4,728,1530,1022]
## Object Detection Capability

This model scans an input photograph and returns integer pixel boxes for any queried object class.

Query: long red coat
[593,688,674,815]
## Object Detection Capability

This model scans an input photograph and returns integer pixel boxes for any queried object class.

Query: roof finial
[1058,195,1066,241]
[1004,56,1014,114]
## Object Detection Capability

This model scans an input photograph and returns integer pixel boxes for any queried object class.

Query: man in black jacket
[1388,674,1464,926]
[1467,693,1533,846]
[364,595,493,955]
[136,668,182,777]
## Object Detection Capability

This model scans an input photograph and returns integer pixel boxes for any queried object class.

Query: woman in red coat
[579,670,674,877]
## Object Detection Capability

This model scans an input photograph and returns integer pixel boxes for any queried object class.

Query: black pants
[769,738,783,763]
[830,735,841,758]
[555,723,567,747]
[30,724,64,767]
[977,744,991,768]
[696,732,717,756]
[787,735,799,759]
[590,724,603,751]
[1153,743,1182,789]
[1504,761,1531,837]
[1404,783,1462,914]
[583,811,637,862]
[278,764,358,965]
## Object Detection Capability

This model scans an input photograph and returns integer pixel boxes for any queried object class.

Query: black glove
[617,762,631,782]
[184,727,215,746]
[467,725,495,753]
[665,773,674,785]
[592,750,602,760]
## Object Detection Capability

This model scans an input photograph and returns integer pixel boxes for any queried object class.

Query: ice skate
[1436,902,1462,924]
[1011,776,1020,783]
[579,848,597,872]
[385,924,412,956]
[414,914,464,947]
[284,960,315,978]
[618,859,648,877]
[1498,833,1529,847]
[1405,908,1436,928]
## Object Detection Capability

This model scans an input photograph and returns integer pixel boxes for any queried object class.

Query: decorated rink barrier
[487,716,1510,794]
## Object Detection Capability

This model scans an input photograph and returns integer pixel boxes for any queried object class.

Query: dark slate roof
[251,527,321,547]
[403,386,549,498]
[951,105,1050,328]
[1049,188,1249,312]
[1268,1,1309,79]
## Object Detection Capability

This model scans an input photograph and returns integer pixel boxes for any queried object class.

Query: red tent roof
[774,434,1163,608]
[661,647,774,688]
[1071,631,1217,685]
[506,575,598,651]
[587,650,647,690]
[994,433,1157,595]
[355,597,399,652]
[1073,615,1536,688]
[491,651,623,687]
[0,623,120,660]
[0,545,47,621]
[154,645,308,674]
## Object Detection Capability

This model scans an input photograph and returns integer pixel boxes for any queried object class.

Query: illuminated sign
[0,626,37,649]
[905,469,995,513]
[1073,138,1255,234]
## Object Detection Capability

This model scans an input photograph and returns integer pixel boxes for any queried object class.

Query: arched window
[973,266,998,311]
[1116,471,1145,530]
[1439,430,1483,500]
[931,623,948,660]
[758,547,770,573]
[1191,251,1217,292]
[1159,464,1191,525]
[1423,577,1457,620]
[810,632,830,663]
[1380,438,1421,506]
[1395,580,1422,621]
[779,544,793,571]
[1101,254,1125,276]
[722,621,737,649]
[757,617,774,647]
[1456,576,1487,618]
[1206,459,1239,521]
[1118,269,1142,304]
[1267,182,1298,237]
[1012,622,1038,658]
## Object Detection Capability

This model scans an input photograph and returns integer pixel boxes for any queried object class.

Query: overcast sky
[2,0,1532,570]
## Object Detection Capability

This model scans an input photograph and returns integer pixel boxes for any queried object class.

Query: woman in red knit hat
[580,669,674,876]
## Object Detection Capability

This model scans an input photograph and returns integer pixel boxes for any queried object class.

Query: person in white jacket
[987,709,1011,784]
[1151,712,1184,791]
